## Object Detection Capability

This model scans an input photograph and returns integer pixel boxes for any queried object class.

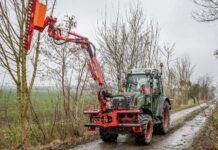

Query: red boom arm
[24,0,113,111]
[24,0,104,86]
[24,0,110,111]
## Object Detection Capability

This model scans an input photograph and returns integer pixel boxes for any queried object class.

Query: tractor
[24,0,171,145]
[84,65,171,144]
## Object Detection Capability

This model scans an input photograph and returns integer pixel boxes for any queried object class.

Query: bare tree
[193,0,218,22]
[0,0,39,148]
[97,7,126,91]
[197,74,214,100]
[0,0,56,148]
[214,49,218,58]
[0,69,6,98]
[97,2,160,91]
[41,16,90,136]
[175,55,195,104]
[160,43,176,98]
[135,21,160,69]
[42,16,77,119]
[189,83,202,102]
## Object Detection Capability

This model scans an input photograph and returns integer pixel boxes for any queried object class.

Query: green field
[0,89,59,123]
[0,88,99,149]
[0,88,98,124]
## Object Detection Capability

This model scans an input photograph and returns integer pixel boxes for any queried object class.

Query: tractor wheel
[99,127,118,142]
[154,101,170,134]
[135,114,153,145]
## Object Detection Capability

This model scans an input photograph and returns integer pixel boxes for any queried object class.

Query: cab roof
[128,68,159,75]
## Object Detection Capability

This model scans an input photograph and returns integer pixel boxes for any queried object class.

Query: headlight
[106,101,113,110]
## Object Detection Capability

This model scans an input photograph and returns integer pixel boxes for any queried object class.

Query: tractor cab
[126,73,151,94]
[123,68,163,108]
[125,68,161,91]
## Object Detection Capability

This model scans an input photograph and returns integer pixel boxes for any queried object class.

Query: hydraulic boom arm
[24,0,104,85]
[24,0,110,110]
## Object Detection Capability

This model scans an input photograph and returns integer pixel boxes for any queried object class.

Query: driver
[140,84,149,94]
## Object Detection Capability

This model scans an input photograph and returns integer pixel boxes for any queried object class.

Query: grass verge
[190,102,218,150]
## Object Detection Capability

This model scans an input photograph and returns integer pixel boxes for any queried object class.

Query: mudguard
[156,97,171,117]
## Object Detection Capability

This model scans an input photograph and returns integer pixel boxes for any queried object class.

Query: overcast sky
[1,0,218,87]
[51,0,218,84]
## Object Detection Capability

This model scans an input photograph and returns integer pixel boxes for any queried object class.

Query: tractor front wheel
[135,114,153,145]
[99,127,118,142]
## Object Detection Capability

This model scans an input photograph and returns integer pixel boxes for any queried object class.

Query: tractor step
[118,123,142,127]
[84,110,100,114]
[117,110,141,114]
[85,123,99,127]
[85,123,145,127]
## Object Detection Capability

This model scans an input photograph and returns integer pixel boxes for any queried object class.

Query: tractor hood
[111,92,137,110]
[113,92,150,108]
[118,92,137,97]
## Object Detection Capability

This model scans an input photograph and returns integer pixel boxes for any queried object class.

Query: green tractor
[124,65,171,144]
[85,64,171,145]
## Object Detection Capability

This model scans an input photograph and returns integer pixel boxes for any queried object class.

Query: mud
[70,102,215,150]
[148,103,215,150]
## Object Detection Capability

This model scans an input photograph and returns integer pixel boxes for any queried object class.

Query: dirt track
[70,102,216,150]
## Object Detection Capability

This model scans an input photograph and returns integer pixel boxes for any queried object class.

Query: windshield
[126,74,150,92]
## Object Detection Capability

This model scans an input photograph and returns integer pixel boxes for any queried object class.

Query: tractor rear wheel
[99,127,118,142]
[135,114,153,145]
[154,101,170,134]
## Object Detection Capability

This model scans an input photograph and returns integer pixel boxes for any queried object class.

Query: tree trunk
[16,49,31,149]
[17,86,30,149]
